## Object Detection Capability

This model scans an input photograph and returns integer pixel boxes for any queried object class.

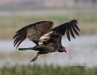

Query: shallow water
[0,34,97,67]
[0,34,97,51]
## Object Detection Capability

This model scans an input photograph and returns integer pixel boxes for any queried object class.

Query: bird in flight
[13,19,80,62]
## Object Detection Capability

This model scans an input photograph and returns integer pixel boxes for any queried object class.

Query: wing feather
[69,27,75,38]
[52,19,80,41]
[72,25,79,35]
[74,23,80,31]
[13,21,54,48]
[66,29,70,41]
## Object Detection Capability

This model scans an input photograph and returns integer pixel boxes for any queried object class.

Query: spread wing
[52,19,80,41]
[38,19,80,46]
[13,21,54,48]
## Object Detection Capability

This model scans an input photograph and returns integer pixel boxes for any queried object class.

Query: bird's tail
[18,46,40,51]
[19,47,33,50]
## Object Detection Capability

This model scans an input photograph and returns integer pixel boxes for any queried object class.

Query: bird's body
[13,19,80,61]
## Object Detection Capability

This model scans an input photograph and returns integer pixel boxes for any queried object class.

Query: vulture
[13,19,80,62]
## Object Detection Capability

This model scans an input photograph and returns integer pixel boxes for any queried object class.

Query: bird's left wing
[13,21,53,48]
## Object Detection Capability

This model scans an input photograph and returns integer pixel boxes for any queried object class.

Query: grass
[0,9,97,39]
[0,65,97,75]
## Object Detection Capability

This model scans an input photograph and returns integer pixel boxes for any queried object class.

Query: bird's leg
[31,53,41,62]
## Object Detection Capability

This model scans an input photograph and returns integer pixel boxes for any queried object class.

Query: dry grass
[0,9,97,39]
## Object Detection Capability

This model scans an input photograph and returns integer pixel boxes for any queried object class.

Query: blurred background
[0,0,97,75]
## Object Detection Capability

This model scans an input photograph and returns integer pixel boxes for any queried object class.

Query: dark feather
[66,29,70,41]
[52,23,67,35]
[13,21,53,48]
[72,25,79,35]
[52,19,79,41]
[69,27,75,38]
[74,24,80,31]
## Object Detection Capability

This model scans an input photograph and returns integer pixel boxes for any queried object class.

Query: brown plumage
[13,19,80,62]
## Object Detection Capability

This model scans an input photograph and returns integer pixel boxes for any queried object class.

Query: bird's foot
[31,54,41,62]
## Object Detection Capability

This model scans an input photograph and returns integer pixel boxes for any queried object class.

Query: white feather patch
[40,31,53,41]
[38,31,53,45]
[38,42,43,45]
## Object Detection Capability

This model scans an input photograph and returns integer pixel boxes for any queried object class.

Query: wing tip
[70,19,77,24]
[69,39,71,41]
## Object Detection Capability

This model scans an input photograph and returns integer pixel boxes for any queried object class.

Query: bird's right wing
[13,21,54,48]
[36,19,80,52]
[52,19,80,41]
[38,19,80,46]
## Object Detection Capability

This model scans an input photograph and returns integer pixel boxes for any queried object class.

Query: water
[0,34,97,51]
[0,34,97,67]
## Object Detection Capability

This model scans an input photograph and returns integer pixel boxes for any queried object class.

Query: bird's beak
[63,47,68,53]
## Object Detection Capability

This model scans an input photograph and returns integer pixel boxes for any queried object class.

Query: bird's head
[58,46,68,53]
[63,47,68,53]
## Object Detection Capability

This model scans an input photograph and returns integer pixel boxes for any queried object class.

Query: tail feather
[18,46,40,51]
[18,47,33,50]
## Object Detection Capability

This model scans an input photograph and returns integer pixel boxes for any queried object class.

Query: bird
[13,19,80,62]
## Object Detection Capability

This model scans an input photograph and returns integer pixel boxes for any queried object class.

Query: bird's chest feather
[39,43,60,53]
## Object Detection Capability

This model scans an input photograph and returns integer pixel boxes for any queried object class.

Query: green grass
[0,65,97,75]
[0,9,97,39]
